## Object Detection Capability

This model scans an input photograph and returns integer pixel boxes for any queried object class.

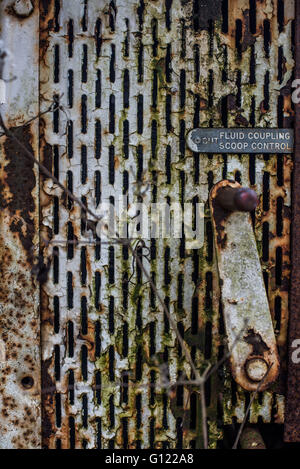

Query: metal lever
[209,180,280,391]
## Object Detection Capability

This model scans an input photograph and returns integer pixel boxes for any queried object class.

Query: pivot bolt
[215,186,258,212]
[245,358,269,382]
[234,188,259,212]
[13,0,34,18]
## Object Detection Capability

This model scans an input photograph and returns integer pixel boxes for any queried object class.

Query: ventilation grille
[40,0,294,449]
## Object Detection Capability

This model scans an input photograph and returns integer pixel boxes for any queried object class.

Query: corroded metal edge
[284,0,300,444]
[0,1,41,448]
[210,180,280,392]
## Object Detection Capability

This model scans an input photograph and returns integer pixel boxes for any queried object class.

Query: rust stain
[0,220,40,445]
[79,317,95,361]
[210,181,240,249]
[0,124,36,263]
[235,114,249,127]
[40,122,52,174]
[241,10,256,52]
[221,94,238,112]
[39,0,55,63]
[244,329,270,356]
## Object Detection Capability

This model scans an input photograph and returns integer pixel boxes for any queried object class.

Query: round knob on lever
[215,186,259,212]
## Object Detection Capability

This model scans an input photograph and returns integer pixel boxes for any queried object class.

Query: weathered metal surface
[38,0,294,449]
[11,0,34,18]
[187,129,294,154]
[0,0,41,448]
[215,186,258,212]
[284,0,300,444]
[240,426,266,449]
[210,180,279,391]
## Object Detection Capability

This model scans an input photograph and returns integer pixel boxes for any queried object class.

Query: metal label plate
[187,128,294,154]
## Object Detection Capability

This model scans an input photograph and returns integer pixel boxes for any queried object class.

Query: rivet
[245,358,269,382]
[12,0,34,18]
[20,375,34,389]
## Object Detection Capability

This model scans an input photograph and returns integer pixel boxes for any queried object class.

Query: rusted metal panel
[284,0,300,444]
[0,0,41,448]
[38,0,294,449]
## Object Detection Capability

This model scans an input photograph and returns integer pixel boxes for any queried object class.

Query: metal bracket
[209,180,280,391]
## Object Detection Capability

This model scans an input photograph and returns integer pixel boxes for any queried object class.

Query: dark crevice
[81,95,87,133]
[123,69,129,108]
[110,44,115,83]
[222,0,228,33]
[95,18,102,57]
[249,0,256,34]
[82,44,88,83]
[264,19,271,58]
[54,44,59,83]
[95,120,101,159]
[68,19,74,57]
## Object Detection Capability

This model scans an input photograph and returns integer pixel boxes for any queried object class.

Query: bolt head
[245,357,268,382]
[234,188,259,212]
[13,0,34,18]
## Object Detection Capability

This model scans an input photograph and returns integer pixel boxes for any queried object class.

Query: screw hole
[21,376,34,389]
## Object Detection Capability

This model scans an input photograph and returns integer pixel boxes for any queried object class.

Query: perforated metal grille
[39,0,294,449]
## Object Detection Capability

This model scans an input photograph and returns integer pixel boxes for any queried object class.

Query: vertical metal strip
[284,0,300,443]
[0,1,41,448]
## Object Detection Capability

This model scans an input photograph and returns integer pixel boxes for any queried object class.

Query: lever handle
[214,186,258,212]
[209,180,280,391]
